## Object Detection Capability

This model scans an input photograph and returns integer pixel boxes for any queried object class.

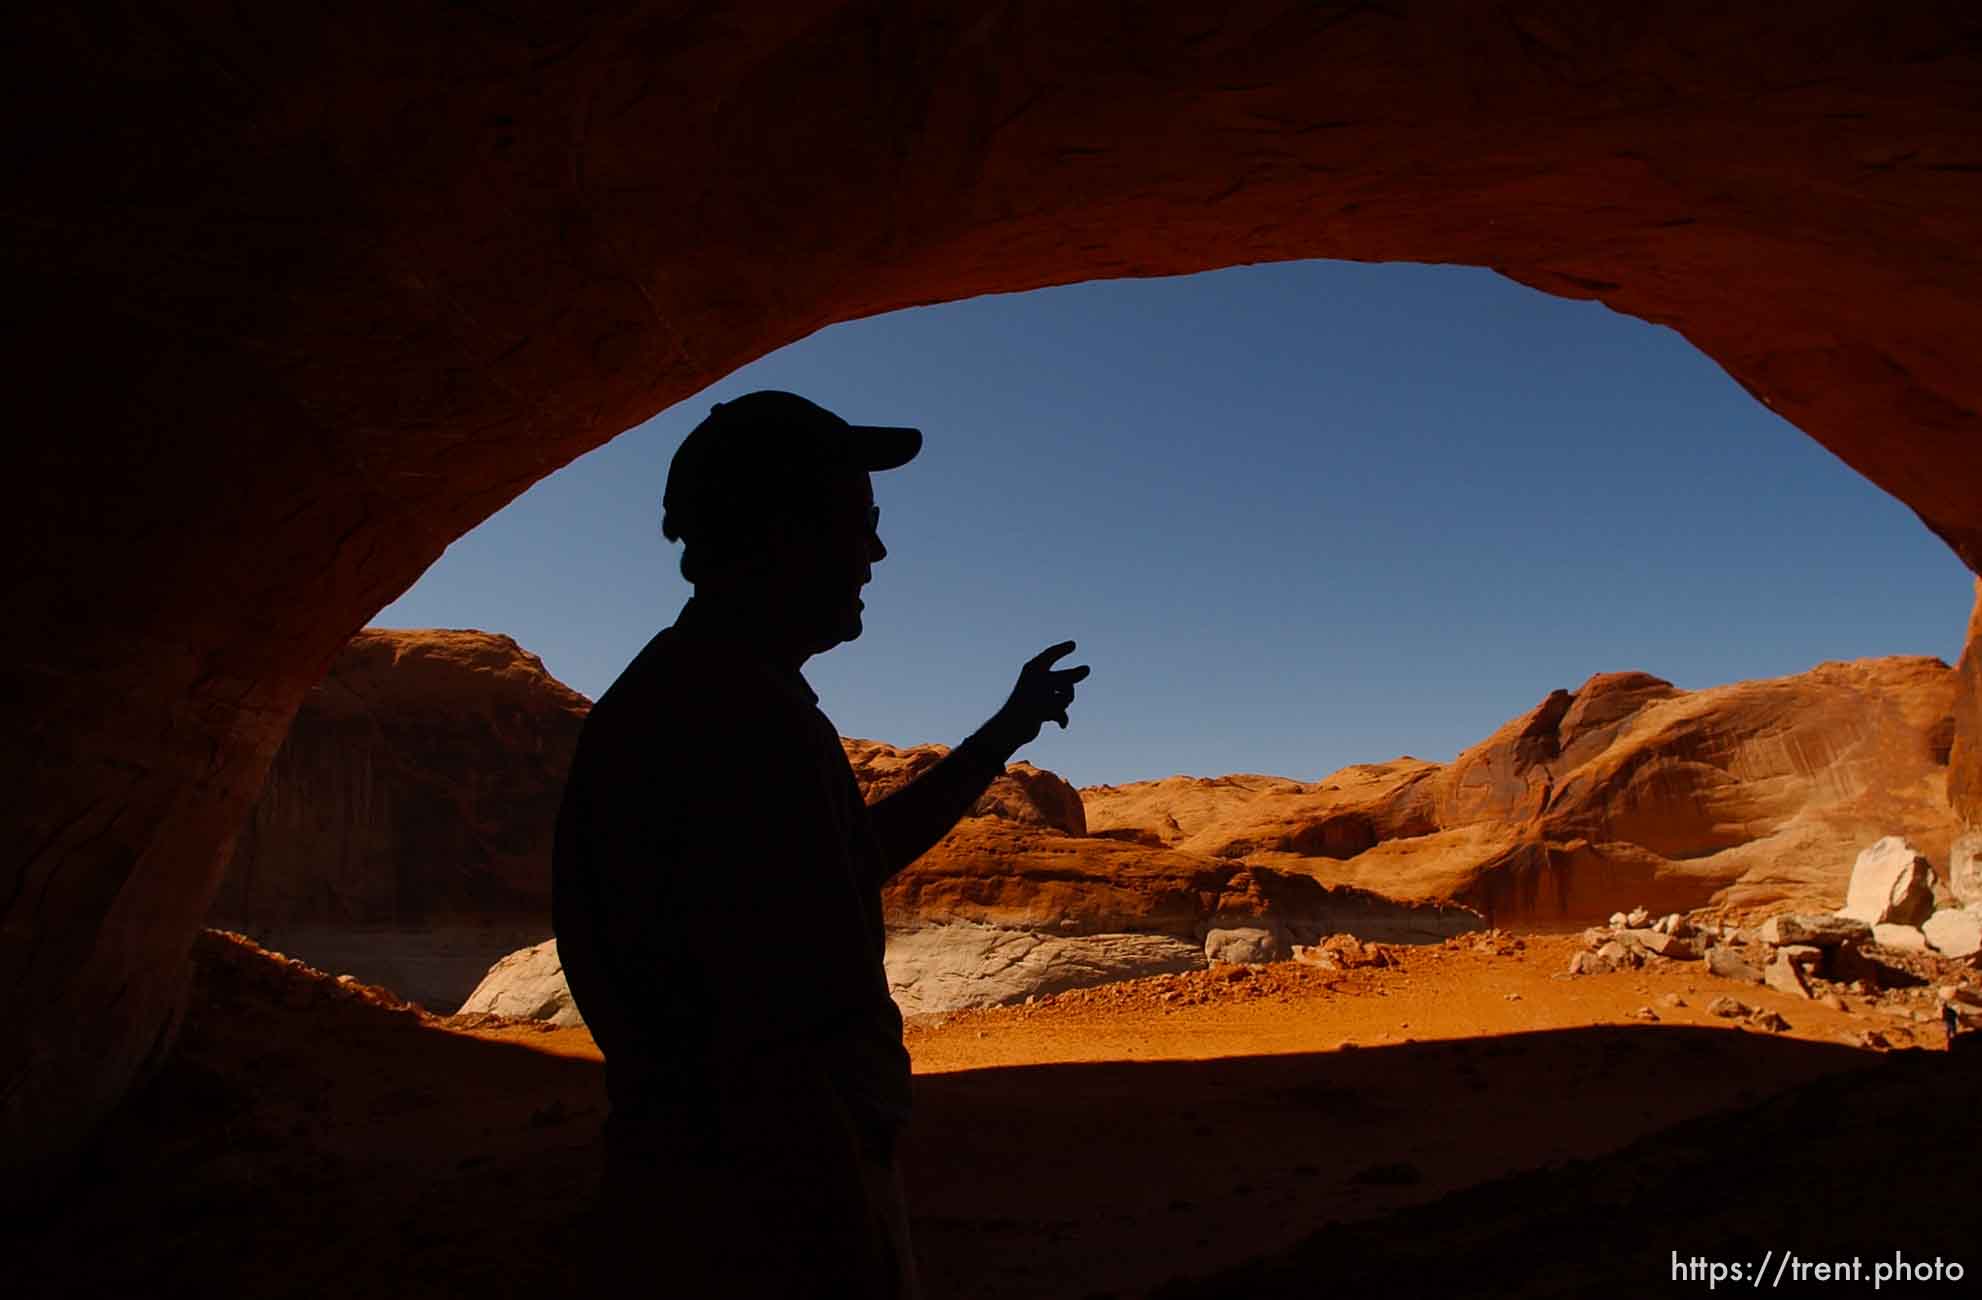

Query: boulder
[1204,925,1289,965]
[886,924,1204,1014]
[457,939,584,1026]
[1779,944,1825,975]
[1837,837,1937,927]
[1759,914,1871,949]
[1707,996,1752,1019]
[1705,947,1763,985]
[1765,952,1813,999]
[1922,907,1982,959]
[1626,929,1702,960]
[1870,923,1929,952]
[1832,943,1911,991]
[1951,832,1982,908]
[1596,940,1641,970]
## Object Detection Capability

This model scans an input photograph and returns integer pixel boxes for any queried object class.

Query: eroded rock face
[10,2,1982,1173]
[844,739,1086,836]
[1085,659,1960,924]
[213,630,591,928]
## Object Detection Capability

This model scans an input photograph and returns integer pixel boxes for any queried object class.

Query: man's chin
[804,609,863,655]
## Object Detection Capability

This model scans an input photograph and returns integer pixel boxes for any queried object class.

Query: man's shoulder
[589,623,816,743]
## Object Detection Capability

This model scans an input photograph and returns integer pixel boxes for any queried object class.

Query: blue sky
[377,260,1972,787]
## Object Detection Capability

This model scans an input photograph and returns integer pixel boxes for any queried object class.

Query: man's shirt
[553,599,1002,1158]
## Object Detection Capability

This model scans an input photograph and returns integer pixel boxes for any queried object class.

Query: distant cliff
[218,631,1961,939]
[212,629,591,928]
[1083,658,1961,924]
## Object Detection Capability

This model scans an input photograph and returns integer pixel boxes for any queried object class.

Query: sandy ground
[11,930,1979,1298]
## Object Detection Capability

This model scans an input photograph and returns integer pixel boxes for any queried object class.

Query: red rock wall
[211,630,592,929]
[8,2,1982,1174]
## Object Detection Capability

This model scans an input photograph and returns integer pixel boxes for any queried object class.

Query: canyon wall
[1086,658,1961,925]
[215,629,590,928]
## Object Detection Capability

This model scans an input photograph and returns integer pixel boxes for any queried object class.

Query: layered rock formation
[12,1,1982,1171]
[213,637,1967,1021]
[215,629,590,927]
[203,629,591,1010]
[1085,659,1961,925]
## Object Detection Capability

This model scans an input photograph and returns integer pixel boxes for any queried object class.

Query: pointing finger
[1027,640,1078,670]
[1054,665,1092,685]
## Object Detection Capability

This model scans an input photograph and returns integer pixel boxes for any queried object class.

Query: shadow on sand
[19,942,1968,1300]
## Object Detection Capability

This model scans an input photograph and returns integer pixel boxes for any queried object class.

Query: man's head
[662,391,921,654]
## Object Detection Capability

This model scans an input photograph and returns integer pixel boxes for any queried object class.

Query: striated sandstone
[213,629,590,928]
[1085,659,1959,926]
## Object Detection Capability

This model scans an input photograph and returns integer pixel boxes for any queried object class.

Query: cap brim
[847,424,922,471]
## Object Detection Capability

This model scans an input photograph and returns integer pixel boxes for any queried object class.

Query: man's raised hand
[989,641,1091,750]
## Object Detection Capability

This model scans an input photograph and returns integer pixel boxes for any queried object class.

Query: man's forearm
[864,722,1020,883]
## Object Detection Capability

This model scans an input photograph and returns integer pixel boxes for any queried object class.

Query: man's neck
[677,590,815,676]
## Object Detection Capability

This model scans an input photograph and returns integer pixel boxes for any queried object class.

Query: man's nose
[867,532,886,565]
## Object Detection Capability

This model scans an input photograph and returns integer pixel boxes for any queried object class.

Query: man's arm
[866,641,1090,882]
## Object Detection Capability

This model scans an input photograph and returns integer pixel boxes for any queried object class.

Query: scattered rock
[1705,947,1763,985]
[1597,940,1641,970]
[1659,993,1687,1009]
[1819,993,1847,1012]
[1765,952,1813,1000]
[1608,911,1629,928]
[1922,906,1982,959]
[1838,837,1936,927]
[1319,934,1392,968]
[1631,1006,1660,1022]
[1625,907,1651,928]
[1870,923,1929,952]
[1631,928,1702,960]
[1203,925,1288,966]
[1748,1010,1791,1033]
[1856,1029,1892,1050]
[1778,944,1824,975]
[1758,914,1871,948]
[1708,995,1752,1018]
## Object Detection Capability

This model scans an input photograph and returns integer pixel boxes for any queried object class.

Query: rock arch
[6,2,1982,1174]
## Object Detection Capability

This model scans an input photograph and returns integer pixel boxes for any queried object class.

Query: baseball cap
[661,390,922,541]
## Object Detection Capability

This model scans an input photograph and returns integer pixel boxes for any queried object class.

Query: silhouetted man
[553,391,1088,1298]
